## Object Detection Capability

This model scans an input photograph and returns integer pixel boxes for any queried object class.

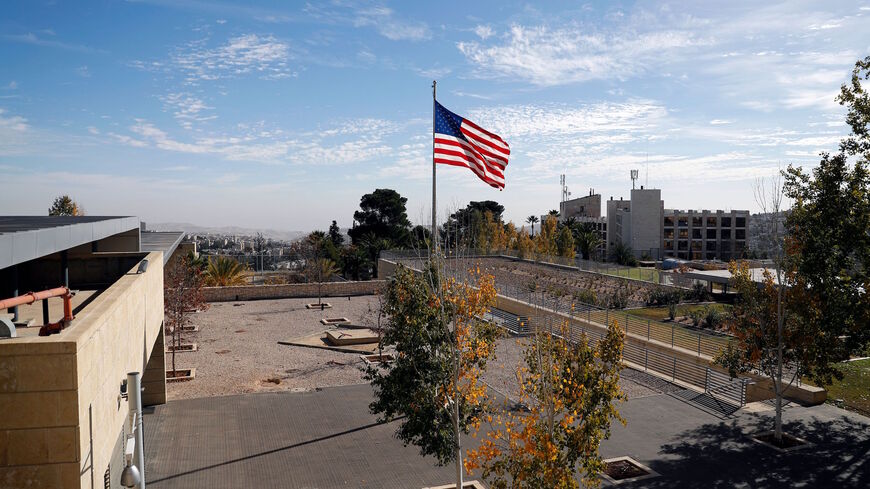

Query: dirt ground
[167,295,680,402]
[166,295,382,400]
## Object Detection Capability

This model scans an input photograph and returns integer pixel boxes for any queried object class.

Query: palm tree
[204,256,249,286]
[548,209,560,218]
[526,215,539,237]
[575,227,602,261]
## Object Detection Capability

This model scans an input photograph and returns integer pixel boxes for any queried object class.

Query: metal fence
[380,249,697,288]
[491,300,747,409]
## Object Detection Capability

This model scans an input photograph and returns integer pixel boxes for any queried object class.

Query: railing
[379,249,697,288]
[509,305,746,408]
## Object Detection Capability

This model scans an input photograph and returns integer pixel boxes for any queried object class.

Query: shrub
[690,282,711,302]
[688,309,704,327]
[668,302,678,321]
[704,306,722,329]
[607,288,629,309]
[575,289,597,306]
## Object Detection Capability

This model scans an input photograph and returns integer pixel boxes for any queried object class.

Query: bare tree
[164,255,207,376]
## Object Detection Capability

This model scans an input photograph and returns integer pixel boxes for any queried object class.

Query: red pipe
[0,287,76,336]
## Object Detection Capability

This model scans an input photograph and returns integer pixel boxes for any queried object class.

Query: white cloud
[0,108,29,132]
[474,25,494,40]
[709,119,733,125]
[161,92,216,129]
[458,24,705,86]
[2,32,102,53]
[172,34,295,82]
[5,81,17,90]
[87,126,99,135]
[352,6,430,41]
[77,65,91,78]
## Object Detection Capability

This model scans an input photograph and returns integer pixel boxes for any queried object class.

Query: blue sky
[1,1,868,231]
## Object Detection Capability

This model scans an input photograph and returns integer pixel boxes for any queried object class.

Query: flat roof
[0,216,140,270]
[682,267,780,285]
[141,231,185,264]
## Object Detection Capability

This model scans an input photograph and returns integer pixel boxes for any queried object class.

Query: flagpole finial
[432,80,436,99]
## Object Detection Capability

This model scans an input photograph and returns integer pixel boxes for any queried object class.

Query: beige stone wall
[0,251,165,489]
[202,280,385,302]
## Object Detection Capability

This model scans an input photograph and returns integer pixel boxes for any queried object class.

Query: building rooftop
[0,216,140,270]
[141,231,186,264]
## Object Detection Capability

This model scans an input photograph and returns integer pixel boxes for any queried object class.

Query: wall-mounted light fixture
[136,259,149,274]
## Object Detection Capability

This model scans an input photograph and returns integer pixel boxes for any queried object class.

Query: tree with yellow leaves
[365,264,500,488]
[466,319,626,489]
[535,215,559,257]
[516,230,535,259]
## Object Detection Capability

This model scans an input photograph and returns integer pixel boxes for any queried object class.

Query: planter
[424,481,486,489]
[306,302,332,310]
[751,431,811,452]
[601,457,659,485]
[166,343,198,353]
[166,368,196,383]
[320,317,350,325]
[360,353,394,365]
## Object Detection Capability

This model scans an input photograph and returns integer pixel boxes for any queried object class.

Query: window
[706,228,717,239]
[721,240,732,251]
[706,252,717,260]
[664,216,674,227]
[721,217,732,227]
[691,240,702,251]
[692,229,702,239]
[736,216,746,227]
[692,216,702,227]
[736,229,746,239]
[664,228,674,239]
[706,241,717,251]
[707,216,717,227]
[678,229,688,239]
[678,217,688,227]
[721,229,731,239]
[664,240,674,250]
[678,240,688,250]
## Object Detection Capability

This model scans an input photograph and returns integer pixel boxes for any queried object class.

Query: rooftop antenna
[560,174,569,203]
[630,169,639,190]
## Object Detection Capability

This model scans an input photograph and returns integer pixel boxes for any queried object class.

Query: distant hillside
[146,222,307,242]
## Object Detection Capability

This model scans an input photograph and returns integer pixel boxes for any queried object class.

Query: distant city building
[663,209,750,261]
[606,187,664,260]
[559,191,602,219]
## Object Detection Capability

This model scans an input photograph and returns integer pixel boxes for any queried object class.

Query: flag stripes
[433,100,510,189]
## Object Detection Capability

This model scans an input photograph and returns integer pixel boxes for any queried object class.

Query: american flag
[434,101,510,189]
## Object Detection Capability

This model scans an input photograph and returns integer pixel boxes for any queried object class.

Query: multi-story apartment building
[662,209,750,261]
[606,187,663,260]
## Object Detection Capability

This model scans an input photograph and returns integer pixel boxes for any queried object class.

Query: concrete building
[559,192,601,219]
[0,216,185,488]
[663,209,750,261]
[606,188,664,260]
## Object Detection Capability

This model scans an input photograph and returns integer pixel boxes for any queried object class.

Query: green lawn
[825,358,870,416]
[608,266,660,283]
[626,304,731,322]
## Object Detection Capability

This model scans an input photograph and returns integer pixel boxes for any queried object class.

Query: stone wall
[0,251,165,489]
[203,280,386,302]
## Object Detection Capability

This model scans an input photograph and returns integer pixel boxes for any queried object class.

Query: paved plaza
[144,383,870,488]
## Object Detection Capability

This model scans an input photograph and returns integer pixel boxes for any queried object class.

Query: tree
[556,226,575,259]
[548,209,560,218]
[348,188,411,246]
[778,56,870,386]
[444,201,505,250]
[328,220,345,248]
[365,265,499,489]
[535,215,558,257]
[204,256,249,286]
[609,241,636,266]
[466,320,626,488]
[48,195,84,216]
[516,230,535,259]
[526,215,539,237]
[573,224,602,261]
[306,258,339,307]
[164,255,207,376]
[253,232,266,272]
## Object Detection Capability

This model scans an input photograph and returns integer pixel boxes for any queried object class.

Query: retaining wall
[203,280,386,302]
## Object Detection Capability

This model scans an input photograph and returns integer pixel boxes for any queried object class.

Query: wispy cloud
[473,25,494,40]
[161,92,216,129]
[2,32,104,53]
[172,34,294,82]
[458,24,705,86]
[350,6,430,41]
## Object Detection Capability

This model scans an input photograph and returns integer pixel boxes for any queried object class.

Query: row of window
[665,251,741,260]
[664,229,746,240]
[664,216,747,228]
[663,240,746,252]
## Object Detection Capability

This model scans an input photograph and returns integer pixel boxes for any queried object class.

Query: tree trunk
[775,268,784,444]
[453,356,463,489]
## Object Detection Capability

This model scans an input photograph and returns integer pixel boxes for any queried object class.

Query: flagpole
[431,80,437,258]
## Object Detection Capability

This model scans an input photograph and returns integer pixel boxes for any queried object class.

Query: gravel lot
[166,296,382,400]
[168,294,680,403]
